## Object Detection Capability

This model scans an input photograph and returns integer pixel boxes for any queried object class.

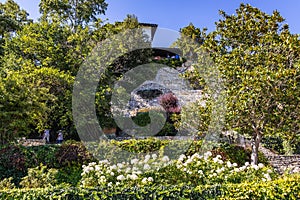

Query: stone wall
[267,155,300,174]
[18,138,45,146]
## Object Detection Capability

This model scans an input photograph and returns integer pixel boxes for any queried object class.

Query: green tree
[39,0,107,31]
[0,0,31,57]
[201,4,300,163]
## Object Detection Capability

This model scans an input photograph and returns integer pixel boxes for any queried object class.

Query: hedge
[0,139,268,186]
[0,174,299,199]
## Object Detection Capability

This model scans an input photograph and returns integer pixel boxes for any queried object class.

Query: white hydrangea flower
[178,154,186,162]
[95,165,101,171]
[232,163,238,167]
[110,165,117,170]
[117,175,125,181]
[152,154,157,159]
[239,166,246,171]
[252,165,259,170]
[204,151,212,160]
[244,162,250,167]
[145,154,151,160]
[267,169,273,173]
[218,159,224,164]
[144,164,151,170]
[191,153,200,160]
[132,167,139,172]
[131,158,139,165]
[142,177,148,184]
[125,167,131,173]
[234,168,240,172]
[117,163,124,169]
[108,182,113,187]
[258,163,264,168]
[185,158,193,165]
[135,170,142,175]
[129,174,138,180]
[162,156,170,163]
[263,173,271,181]
[216,167,225,174]
[198,170,203,175]
[227,161,232,168]
[147,177,154,182]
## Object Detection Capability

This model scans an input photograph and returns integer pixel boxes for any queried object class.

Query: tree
[0,0,31,57]
[201,4,300,163]
[39,0,108,31]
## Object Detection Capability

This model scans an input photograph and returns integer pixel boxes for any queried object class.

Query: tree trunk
[250,131,262,165]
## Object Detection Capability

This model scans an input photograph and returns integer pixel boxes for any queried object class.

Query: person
[56,130,63,144]
[43,129,50,144]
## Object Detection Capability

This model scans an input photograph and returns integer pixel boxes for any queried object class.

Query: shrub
[19,164,58,188]
[0,177,15,190]
[158,93,181,114]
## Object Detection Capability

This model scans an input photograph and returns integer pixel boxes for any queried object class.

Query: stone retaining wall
[18,138,45,146]
[267,155,300,174]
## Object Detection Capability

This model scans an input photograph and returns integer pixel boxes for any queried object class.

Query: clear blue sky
[1,0,300,46]
[3,0,300,33]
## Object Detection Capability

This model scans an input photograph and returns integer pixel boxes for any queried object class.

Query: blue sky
[1,0,300,46]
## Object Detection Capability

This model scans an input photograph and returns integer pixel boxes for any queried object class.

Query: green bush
[19,164,58,188]
[1,175,299,199]
[0,177,15,190]
[0,142,94,185]
[262,136,284,154]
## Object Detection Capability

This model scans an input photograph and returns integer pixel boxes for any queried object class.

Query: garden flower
[142,177,148,184]
[162,156,170,162]
[216,167,225,174]
[204,151,212,160]
[125,167,131,173]
[95,165,100,171]
[227,161,232,168]
[178,154,186,162]
[152,154,157,159]
[144,164,151,170]
[145,154,151,161]
[263,173,271,181]
[251,165,259,170]
[129,174,138,180]
[258,163,264,168]
[117,175,125,181]
[147,177,154,182]
[131,158,139,165]
[117,163,124,169]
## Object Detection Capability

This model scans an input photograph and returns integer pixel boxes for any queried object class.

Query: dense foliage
[0,139,299,199]
[175,4,300,163]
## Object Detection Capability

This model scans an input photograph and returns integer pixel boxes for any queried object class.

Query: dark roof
[152,48,182,57]
[139,23,158,28]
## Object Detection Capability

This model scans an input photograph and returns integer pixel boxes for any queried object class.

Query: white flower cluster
[80,154,172,188]
[175,151,275,184]
[81,151,276,188]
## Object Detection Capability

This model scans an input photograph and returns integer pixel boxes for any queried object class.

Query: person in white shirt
[56,130,63,144]
[43,129,50,143]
